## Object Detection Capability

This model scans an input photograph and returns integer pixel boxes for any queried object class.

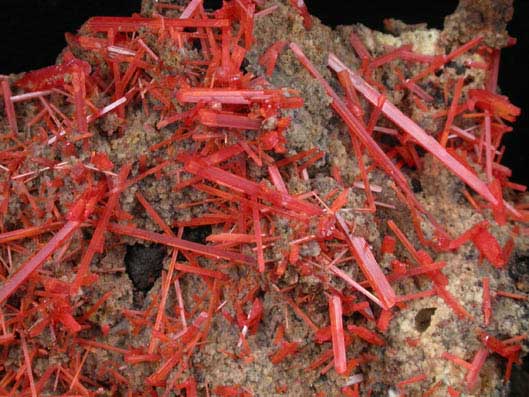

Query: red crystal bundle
[0,1,527,396]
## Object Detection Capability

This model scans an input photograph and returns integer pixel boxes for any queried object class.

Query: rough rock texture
[442,0,514,48]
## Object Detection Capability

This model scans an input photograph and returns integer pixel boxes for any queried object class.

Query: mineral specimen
[0,0,527,396]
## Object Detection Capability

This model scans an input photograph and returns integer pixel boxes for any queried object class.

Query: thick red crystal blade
[328,265,384,309]
[0,220,81,304]
[289,43,446,236]
[72,69,88,134]
[270,341,300,364]
[198,109,262,130]
[482,277,492,325]
[328,295,347,374]
[178,89,258,104]
[347,325,385,346]
[406,36,483,86]
[328,54,498,206]
[177,88,300,106]
[472,227,505,268]
[396,373,427,390]
[179,0,202,19]
[85,16,230,32]
[435,285,474,320]
[108,223,254,265]
[336,214,396,309]
[465,348,489,391]
[71,165,131,292]
[440,77,464,147]
[87,97,127,124]
[484,112,493,182]
[349,31,371,65]
[185,159,322,216]
[0,222,64,244]
[252,197,265,273]
[469,89,521,122]
[15,58,91,91]
[1,80,18,134]
[259,41,288,76]
[172,262,228,280]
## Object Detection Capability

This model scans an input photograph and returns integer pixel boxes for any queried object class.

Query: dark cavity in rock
[415,307,437,332]
[182,225,212,245]
[125,244,167,291]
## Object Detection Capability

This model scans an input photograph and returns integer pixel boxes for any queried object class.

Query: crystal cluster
[0,0,527,395]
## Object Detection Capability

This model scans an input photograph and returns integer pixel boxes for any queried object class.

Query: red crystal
[329,295,347,374]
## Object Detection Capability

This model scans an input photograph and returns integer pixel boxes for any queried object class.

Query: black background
[1,0,528,185]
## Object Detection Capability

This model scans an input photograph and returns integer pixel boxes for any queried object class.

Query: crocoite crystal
[0,0,527,396]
